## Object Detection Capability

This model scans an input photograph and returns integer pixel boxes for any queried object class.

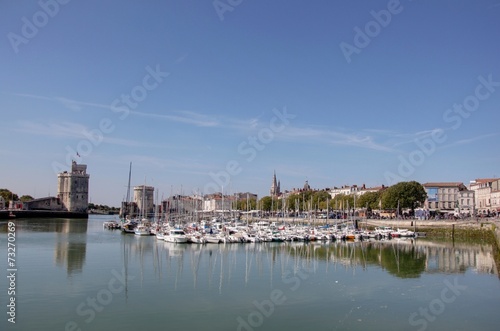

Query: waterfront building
[0,196,5,209]
[133,185,154,217]
[491,188,500,216]
[23,197,64,211]
[358,184,386,196]
[470,178,500,215]
[329,185,359,199]
[57,161,90,212]
[457,190,475,217]
[422,182,467,215]
[163,194,202,216]
[203,193,234,212]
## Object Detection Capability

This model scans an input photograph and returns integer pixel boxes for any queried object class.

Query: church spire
[270,170,280,196]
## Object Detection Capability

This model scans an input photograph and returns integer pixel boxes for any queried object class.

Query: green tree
[332,194,354,210]
[381,181,427,213]
[235,198,257,211]
[20,195,34,202]
[259,196,272,211]
[312,191,330,210]
[0,189,19,202]
[286,193,300,211]
[357,191,381,210]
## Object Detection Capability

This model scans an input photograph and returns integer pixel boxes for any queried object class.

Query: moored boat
[164,229,188,243]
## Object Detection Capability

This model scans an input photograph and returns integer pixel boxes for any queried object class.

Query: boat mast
[125,162,132,218]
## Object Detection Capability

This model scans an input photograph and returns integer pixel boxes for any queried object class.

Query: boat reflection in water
[119,236,498,291]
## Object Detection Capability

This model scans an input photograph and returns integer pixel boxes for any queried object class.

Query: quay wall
[0,210,88,220]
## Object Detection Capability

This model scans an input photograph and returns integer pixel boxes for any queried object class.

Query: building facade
[57,161,90,212]
[457,190,475,217]
[329,185,359,199]
[470,178,500,215]
[23,197,64,211]
[491,189,500,216]
[423,182,467,215]
[203,193,233,212]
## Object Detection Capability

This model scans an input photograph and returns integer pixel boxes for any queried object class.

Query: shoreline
[0,210,88,220]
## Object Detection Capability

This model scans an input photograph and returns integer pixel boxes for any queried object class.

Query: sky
[1,0,499,206]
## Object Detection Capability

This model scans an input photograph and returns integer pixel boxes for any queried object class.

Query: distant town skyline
[1,1,499,206]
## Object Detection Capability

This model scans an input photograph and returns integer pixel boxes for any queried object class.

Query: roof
[423,182,465,188]
[473,178,498,184]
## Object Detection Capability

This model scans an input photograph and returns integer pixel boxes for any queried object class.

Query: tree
[0,189,18,202]
[259,196,272,211]
[312,191,330,210]
[235,198,256,211]
[20,195,34,202]
[332,194,354,210]
[381,181,427,213]
[357,191,381,211]
[286,193,300,211]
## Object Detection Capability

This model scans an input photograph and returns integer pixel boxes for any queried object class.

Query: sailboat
[135,183,152,236]
[121,162,138,233]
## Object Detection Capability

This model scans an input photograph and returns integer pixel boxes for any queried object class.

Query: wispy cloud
[440,133,499,149]
[16,121,87,139]
[10,92,458,154]
[132,110,221,127]
[11,93,226,128]
[276,125,396,152]
[14,120,154,148]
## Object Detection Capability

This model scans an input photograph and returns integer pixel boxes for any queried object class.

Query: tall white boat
[164,229,188,243]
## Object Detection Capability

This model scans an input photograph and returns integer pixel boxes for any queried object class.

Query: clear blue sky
[1,0,499,206]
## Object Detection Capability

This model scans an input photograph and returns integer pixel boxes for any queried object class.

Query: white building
[203,194,233,212]
[423,182,467,214]
[491,189,500,216]
[57,161,90,212]
[470,178,500,215]
[0,196,5,209]
[329,185,359,199]
[458,190,475,216]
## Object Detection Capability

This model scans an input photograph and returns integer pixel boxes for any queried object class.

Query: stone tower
[57,161,90,212]
[133,185,155,218]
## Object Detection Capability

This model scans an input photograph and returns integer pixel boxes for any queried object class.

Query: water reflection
[117,237,498,291]
[1,218,88,276]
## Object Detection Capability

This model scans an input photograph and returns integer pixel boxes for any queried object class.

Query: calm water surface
[1,215,500,331]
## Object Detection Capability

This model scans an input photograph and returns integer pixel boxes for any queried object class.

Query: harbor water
[1,215,500,331]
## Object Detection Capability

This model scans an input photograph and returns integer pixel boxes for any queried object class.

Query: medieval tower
[57,161,90,212]
[133,185,155,218]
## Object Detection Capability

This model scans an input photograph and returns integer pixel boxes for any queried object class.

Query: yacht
[164,229,188,243]
[134,223,151,236]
